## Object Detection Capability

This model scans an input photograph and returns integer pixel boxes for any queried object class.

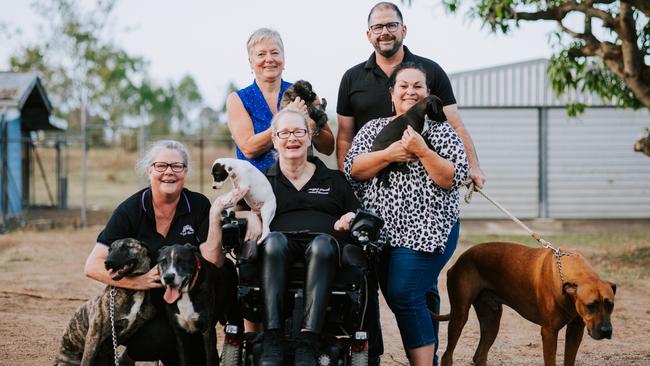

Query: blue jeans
[385,221,459,350]
[428,221,459,364]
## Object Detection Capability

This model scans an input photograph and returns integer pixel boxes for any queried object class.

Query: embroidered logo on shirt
[180,225,195,236]
[306,187,330,195]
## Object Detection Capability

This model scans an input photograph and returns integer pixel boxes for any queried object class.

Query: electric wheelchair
[219,209,384,366]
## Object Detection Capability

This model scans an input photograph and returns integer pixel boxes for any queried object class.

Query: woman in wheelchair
[242,108,361,366]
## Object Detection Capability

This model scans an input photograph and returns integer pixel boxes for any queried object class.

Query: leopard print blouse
[344,117,468,253]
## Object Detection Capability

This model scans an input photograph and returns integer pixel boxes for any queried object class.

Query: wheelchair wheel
[350,348,368,366]
[221,342,242,366]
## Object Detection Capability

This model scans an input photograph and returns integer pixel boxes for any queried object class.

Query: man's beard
[374,35,402,58]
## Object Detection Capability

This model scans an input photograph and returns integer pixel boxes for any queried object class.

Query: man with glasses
[336,2,486,365]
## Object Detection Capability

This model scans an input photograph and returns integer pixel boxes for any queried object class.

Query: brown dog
[438,242,616,366]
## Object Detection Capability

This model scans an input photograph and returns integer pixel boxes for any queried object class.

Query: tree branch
[623,0,650,17]
[514,1,616,29]
[618,2,643,79]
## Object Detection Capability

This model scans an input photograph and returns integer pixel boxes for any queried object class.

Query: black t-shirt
[97,187,211,257]
[265,156,361,242]
[337,45,457,134]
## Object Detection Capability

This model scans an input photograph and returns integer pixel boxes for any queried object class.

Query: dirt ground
[1,223,650,366]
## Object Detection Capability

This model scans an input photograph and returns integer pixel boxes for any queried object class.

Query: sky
[0,0,558,113]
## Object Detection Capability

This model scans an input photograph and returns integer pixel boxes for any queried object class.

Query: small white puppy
[211,158,276,242]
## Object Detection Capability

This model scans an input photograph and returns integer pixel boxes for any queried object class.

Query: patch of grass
[617,246,650,266]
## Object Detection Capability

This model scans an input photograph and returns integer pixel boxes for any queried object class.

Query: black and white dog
[211,157,276,242]
[371,95,447,187]
[158,244,230,366]
[54,238,155,366]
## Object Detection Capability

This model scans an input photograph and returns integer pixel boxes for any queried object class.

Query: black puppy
[55,238,155,366]
[158,244,230,366]
[371,95,447,187]
[281,79,328,130]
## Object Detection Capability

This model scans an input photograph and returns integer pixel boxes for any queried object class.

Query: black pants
[261,232,339,332]
[125,259,241,365]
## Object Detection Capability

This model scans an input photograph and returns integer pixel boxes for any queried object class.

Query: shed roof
[0,71,65,131]
[448,59,616,108]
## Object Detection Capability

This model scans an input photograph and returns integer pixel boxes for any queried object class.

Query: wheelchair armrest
[350,209,384,245]
[221,210,248,254]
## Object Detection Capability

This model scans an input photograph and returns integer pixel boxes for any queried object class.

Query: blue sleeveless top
[235,79,292,172]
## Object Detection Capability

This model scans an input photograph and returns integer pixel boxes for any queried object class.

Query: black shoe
[260,330,284,366]
[294,332,319,366]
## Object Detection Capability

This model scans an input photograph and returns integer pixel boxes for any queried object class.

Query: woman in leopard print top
[344,62,468,366]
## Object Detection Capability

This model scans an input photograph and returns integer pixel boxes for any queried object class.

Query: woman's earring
[391,102,395,113]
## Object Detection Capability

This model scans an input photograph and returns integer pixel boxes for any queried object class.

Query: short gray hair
[271,108,309,134]
[246,27,284,55]
[136,140,191,179]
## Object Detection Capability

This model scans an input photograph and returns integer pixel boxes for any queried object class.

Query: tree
[5,0,204,140]
[405,0,650,154]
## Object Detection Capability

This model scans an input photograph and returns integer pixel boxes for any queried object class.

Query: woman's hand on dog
[122,267,162,290]
[385,140,417,163]
[286,97,309,116]
[401,126,429,158]
[209,189,249,222]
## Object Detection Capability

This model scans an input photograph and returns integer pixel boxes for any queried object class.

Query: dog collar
[189,255,201,291]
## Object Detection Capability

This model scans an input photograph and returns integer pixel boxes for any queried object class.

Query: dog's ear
[157,246,171,261]
[138,240,153,255]
[563,282,578,296]
[607,281,617,295]
[426,95,447,122]
[184,243,199,253]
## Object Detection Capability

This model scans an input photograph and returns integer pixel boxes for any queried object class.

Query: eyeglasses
[369,22,401,34]
[275,129,308,139]
[152,162,186,173]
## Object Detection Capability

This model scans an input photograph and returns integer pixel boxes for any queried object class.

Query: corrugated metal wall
[547,108,650,218]
[458,109,539,219]
[449,59,650,219]
[450,59,609,108]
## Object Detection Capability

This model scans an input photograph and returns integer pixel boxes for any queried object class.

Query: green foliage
[5,0,205,140]
[423,0,650,115]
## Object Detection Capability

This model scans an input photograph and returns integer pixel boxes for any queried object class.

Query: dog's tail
[429,309,450,321]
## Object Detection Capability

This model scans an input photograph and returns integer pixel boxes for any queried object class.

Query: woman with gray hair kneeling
[83,139,251,365]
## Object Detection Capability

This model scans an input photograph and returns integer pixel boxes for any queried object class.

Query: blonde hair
[246,28,284,55]
[270,108,309,134]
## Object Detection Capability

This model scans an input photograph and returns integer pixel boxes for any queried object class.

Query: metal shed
[450,59,650,219]
[0,72,66,228]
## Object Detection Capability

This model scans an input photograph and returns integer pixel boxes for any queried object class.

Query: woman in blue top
[226,28,334,172]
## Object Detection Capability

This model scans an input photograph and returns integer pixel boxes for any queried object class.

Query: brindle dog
[280,79,328,130]
[54,238,156,366]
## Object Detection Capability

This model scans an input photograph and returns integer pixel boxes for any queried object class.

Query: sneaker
[260,330,284,366]
[294,332,319,366]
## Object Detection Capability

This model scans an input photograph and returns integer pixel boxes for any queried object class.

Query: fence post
[199,138,204,193]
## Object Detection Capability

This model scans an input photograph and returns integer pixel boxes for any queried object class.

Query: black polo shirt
[337,45,457,134]
[97,187,211,257]
[265,156,361,242]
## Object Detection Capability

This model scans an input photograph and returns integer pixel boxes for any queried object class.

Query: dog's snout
[599,323,612,339]
[163,273,175,284]
[104,259,114,269]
